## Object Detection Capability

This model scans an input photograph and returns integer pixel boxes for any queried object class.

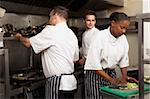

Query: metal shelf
[0,49,24,99]
[144,58,150,64]
[0,49,10,99]
[136,13,150,21]
[126,29,138,33]
[137,13,150,99]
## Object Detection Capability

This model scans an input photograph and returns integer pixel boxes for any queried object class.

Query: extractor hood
[0,0,125,17]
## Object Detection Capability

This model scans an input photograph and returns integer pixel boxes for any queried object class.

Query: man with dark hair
[84,12,138,99]
[79,10,100,65]
[15,6,79,99]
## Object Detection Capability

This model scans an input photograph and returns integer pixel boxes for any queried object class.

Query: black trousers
[58,90,76,99]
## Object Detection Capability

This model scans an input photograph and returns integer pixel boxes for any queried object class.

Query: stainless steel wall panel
[3,37,30,73]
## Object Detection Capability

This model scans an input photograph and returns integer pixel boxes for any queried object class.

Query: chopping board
[100,84,150,98]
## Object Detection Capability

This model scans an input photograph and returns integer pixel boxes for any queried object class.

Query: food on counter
[144,76,150,83]
[119,82,138,90]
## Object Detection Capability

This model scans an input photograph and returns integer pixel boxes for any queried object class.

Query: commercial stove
[10,67,45,86]
[9,67,46,99]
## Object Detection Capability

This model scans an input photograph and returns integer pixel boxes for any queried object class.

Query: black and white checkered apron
[84,69,116,99]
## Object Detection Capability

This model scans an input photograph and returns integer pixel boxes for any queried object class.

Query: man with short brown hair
[15,6,79,99]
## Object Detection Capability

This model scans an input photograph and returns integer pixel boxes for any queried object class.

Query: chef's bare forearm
[20,36,31,48]
[120,67,127,80]
[16,33,31,48]
[95,70,114,83]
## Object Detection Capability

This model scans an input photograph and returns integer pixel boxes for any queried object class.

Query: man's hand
[15,33,22,41]
[78,57,86,65]
[14,33,31,48]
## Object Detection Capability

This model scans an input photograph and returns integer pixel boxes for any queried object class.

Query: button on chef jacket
[84,27,129,70]
[30,22,79,90]
[82,27,100,58]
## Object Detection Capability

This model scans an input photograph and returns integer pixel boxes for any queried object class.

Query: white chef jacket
[82,27,100,58]
[84,27,129,70]
[30,22,79,90]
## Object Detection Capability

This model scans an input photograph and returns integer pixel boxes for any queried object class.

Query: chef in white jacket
[79,10,100,65]
[15,6,79,99]
[84,12,138,99]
